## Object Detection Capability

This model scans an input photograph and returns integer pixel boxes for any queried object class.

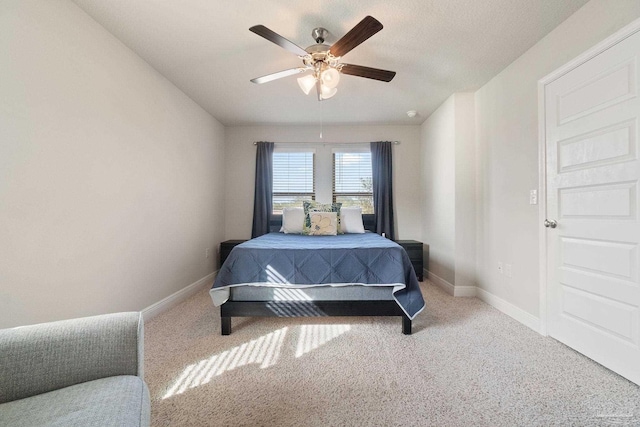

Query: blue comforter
[211,232,425,319]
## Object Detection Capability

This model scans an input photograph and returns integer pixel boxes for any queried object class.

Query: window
[333,151,373,214]
[272,151,314,214]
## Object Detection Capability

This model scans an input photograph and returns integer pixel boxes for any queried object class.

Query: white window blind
[333,152,374,213]
[273,152,314,214]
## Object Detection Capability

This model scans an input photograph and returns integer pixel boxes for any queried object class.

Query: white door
[545,30,640,385]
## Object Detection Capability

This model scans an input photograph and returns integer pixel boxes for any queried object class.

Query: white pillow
[340,207,365,233]
[280,207,305,234]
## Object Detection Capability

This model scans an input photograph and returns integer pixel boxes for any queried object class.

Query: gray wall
[5,0,640,330]
[420,93,475,290]
[420,96,456,284]
[419,0,640,316]
[474,0,640,317]
[223,125,423,241]
[0,0,226,328]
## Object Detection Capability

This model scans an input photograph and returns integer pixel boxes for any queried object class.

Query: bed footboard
[220,300,411,335]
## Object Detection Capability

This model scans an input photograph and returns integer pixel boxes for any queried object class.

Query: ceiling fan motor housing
[302,43,340,71]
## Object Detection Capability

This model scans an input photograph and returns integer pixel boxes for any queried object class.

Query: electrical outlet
[529,189,538,205]
[505,263,512,278]
[205,248,211,259]
[497,262,503,274]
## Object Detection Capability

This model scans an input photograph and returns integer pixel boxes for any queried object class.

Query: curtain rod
[253,141,400,145]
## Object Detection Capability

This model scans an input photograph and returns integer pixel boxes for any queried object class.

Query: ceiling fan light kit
[250,16,396,101]
[297,74,316,95]
[296,63,341,99]
[321,67,340,89]
[320,84,337,100]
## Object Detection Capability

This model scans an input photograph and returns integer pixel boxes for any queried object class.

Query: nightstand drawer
[394,240,424,281]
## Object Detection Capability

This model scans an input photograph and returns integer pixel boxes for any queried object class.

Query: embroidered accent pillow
[303,201,342,235]
[306,212,338,235]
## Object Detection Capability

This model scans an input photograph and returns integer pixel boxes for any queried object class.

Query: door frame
[537,18,640,337]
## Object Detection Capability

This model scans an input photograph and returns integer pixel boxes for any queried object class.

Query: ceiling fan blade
[250,25,309,57]
[340,64,396,82]
[329,16,383,58]
[250,68,307,84]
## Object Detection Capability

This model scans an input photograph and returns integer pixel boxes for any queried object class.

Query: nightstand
[395,240,424,281]
[219,240,247,268]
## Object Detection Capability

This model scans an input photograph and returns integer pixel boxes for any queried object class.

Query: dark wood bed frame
[220,214,412,335]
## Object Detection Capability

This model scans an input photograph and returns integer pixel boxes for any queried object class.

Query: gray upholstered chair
[0,312,150,427]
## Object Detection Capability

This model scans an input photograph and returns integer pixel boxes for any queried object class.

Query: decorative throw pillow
[280,207,304,234]
[306,212,338,235]
[303,201,342,234]
[340,206,365,233]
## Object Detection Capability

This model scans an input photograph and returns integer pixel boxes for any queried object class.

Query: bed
[210,219,425,335]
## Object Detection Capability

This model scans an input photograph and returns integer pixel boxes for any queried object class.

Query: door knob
[544,219,557,228]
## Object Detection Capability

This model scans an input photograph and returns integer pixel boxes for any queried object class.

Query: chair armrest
[0,312,143,404]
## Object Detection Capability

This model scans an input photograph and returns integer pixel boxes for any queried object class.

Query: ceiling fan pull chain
[320,101,324,139]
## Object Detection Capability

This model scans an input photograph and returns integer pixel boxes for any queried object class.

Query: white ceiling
[71,0,590,126]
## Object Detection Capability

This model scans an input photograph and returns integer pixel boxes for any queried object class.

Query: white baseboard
[426,270,477,297]
[425,269,541,333]
[427,270,455,295]
[475,287,542,333]
[453,286,477,297]
[143,270,541,333]
[142,271,217,322]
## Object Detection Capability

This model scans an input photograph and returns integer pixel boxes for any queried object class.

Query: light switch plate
[529,189,538,205]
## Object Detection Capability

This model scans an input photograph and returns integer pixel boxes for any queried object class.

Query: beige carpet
[145,282,640,426]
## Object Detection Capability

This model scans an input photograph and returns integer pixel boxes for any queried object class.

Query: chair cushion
[0,375,150,427]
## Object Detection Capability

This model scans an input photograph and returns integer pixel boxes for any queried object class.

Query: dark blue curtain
[371,141,395,240]
[251,141,274,238]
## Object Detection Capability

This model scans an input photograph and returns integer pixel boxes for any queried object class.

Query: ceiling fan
[249,16,396,101]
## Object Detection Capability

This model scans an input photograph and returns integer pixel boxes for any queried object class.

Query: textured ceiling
[71,0,590,126]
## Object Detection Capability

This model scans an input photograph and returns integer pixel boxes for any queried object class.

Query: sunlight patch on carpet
[162,327,288,399]
[295,324,351,358]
